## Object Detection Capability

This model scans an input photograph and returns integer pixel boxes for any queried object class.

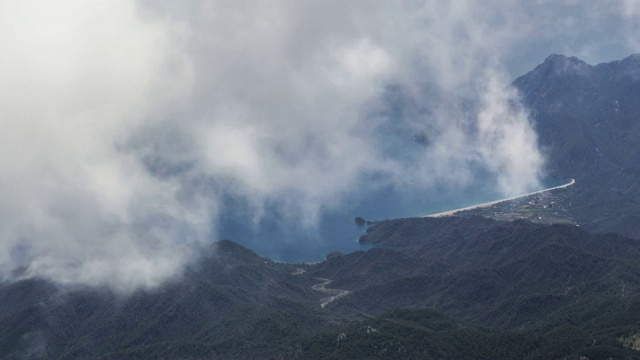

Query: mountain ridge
[3,218,640,359]
[4,53,640,359]
[511,53,640,238]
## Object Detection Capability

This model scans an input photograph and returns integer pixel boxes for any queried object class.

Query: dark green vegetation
[3,217,640,359]
[0,241,330,360]
[357,217,640,329]
[4,54,640,359]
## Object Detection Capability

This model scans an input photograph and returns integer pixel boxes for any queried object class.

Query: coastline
[426,179,576,218]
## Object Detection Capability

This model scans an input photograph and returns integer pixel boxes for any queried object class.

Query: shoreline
[426,179,576,218]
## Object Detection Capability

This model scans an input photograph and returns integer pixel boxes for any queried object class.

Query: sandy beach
[426,179,576,218]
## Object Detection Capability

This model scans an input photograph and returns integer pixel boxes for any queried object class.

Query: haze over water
[218,177,567,263]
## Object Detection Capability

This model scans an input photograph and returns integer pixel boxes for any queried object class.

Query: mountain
[354,216,640,327]
[318,216,640,358]
[4,216,640,359]
[0,242,330,360]
[512,54,640,237]
[5,54,640,359]
[513,53,640,176]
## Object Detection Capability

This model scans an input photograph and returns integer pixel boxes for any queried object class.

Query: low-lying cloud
[0,0,636,291]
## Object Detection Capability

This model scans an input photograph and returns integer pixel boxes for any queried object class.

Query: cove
[216,177,568,263]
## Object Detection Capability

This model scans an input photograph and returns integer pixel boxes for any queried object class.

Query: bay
[216,177,567,263]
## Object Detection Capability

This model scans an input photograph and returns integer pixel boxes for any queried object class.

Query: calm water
[217,177,568,263]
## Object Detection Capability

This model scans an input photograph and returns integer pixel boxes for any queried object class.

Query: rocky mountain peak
[540,53,594,77]
[511,54,599,96]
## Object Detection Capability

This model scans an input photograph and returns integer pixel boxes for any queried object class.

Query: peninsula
[426,179,575,218]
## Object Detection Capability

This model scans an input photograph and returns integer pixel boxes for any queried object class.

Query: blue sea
[217,177,568,263]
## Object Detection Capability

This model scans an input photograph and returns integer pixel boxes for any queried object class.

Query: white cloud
[0,0,200,291]
[619,0,640,50]
[476,74,544,194]
[0,0,636,291]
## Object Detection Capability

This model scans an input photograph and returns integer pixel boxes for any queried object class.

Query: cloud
[0,0,201,291]
[619,0,640,50]
[0,0,636,291]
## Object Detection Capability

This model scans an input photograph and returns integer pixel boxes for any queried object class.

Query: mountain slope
[0,242,329,360]
[5,54,640,359]
[3,217,640,359]
[313,216,640,358]
[513,54,640,176]
[512,54,640,237]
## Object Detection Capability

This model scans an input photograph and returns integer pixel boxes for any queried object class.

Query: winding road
[311,278,351,308]
[310,181,577,307]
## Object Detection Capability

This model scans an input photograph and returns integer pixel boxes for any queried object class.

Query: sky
[1,0,638,292]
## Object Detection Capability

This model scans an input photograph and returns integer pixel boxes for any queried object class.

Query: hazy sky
[1,0,638,291]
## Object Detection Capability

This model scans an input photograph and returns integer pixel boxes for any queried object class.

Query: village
[458,188,576,225]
